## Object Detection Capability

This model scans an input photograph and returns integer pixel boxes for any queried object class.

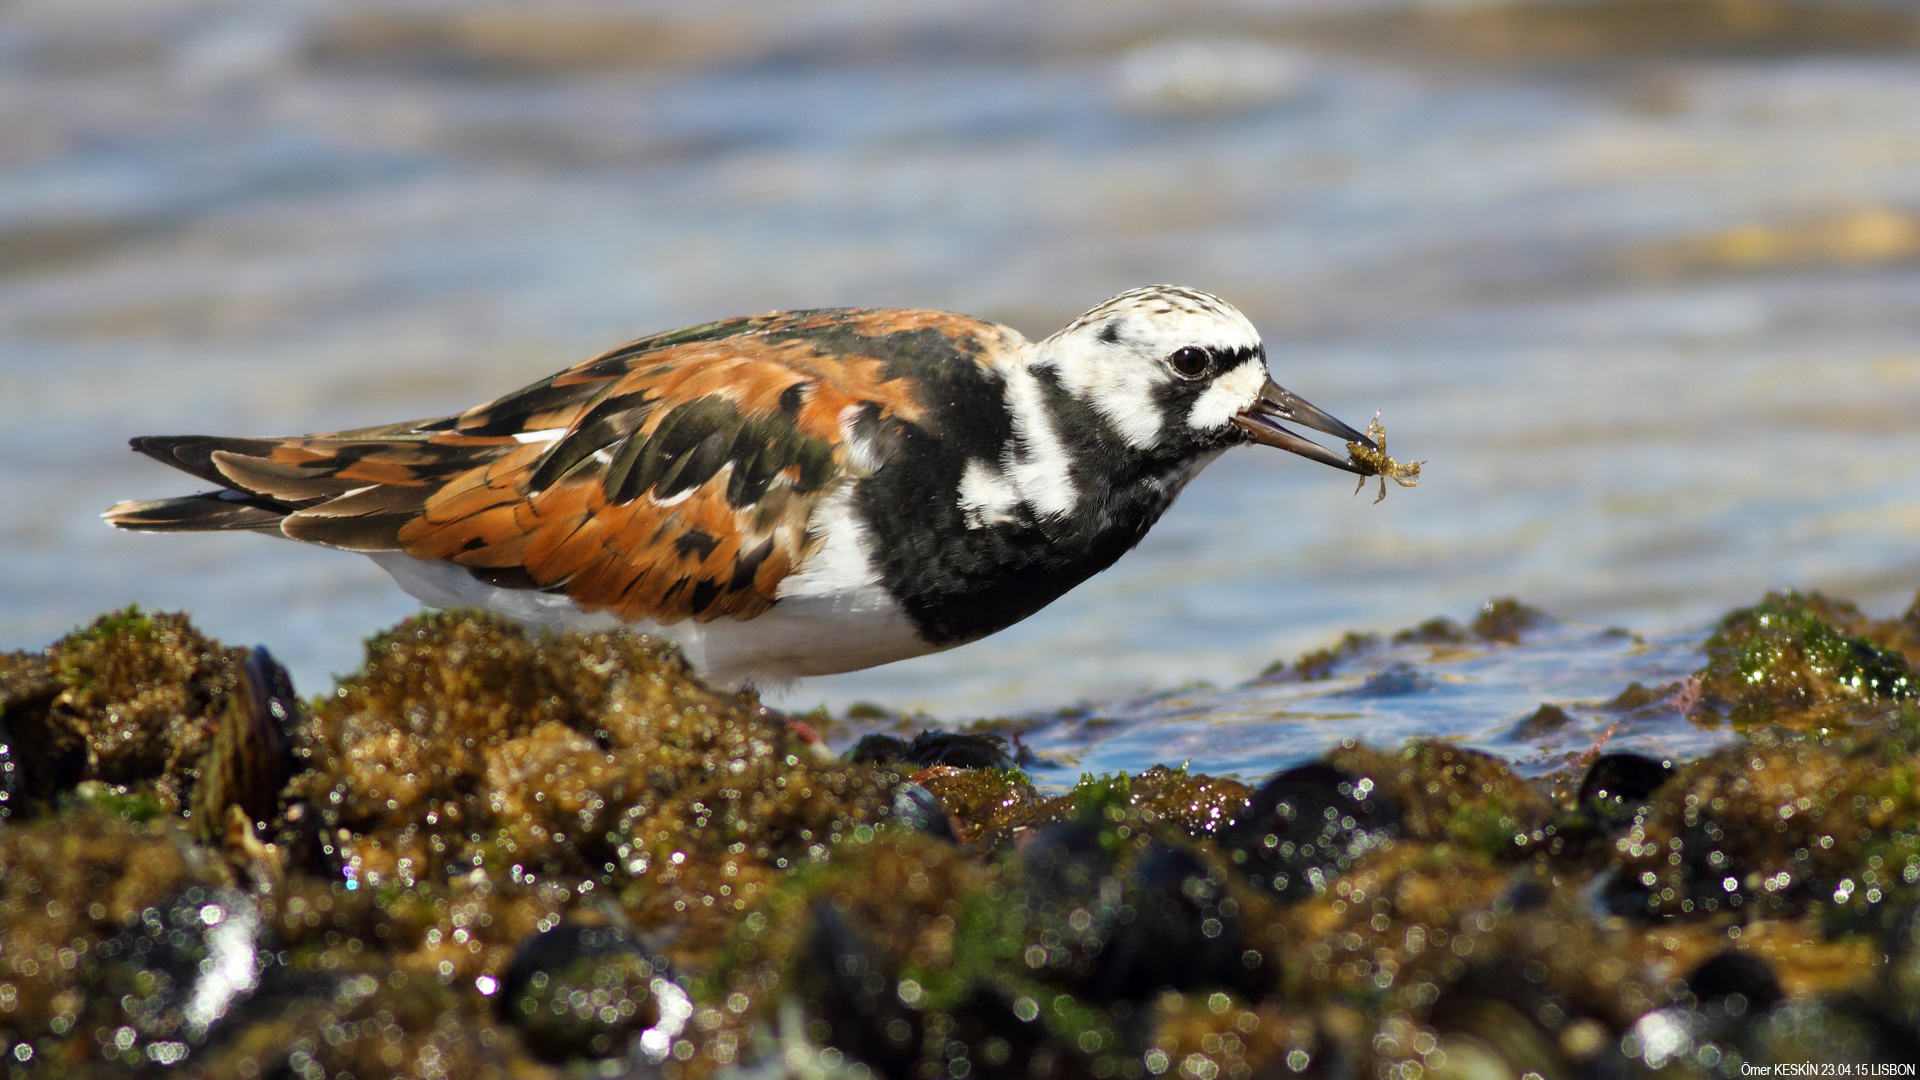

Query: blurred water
[919,624,1729,789]
[3,0,1919,776]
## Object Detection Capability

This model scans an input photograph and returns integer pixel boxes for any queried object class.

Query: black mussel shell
[498,922,683,1063]
[1577,752,1673,830]
[1226,762,1400,902]
[891,781,958,842]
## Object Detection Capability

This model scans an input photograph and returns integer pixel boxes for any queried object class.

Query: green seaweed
[1701,590,1917,728]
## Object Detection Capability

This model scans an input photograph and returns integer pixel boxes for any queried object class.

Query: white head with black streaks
[1035,285,1270,454]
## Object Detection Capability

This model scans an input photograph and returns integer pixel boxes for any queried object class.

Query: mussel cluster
[1,591,1919,1077]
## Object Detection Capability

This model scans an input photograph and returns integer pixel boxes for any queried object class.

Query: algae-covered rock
[293,611,894,961]
[0,805,225,1065]
[12,590,1920,1076]
[1607,730,1920,921]
[910,765,1037,845]
[1698,590,1917,729]
[0,608,246,817]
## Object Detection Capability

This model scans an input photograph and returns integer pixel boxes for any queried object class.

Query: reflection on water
[3,0,1919,778]
[934,621,1726,791]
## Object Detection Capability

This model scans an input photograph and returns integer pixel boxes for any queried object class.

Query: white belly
[365,488,937,689]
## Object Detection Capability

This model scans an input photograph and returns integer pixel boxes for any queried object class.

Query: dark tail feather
[112,421,495,547]
[103,492,290,533]
[130,435,289,491]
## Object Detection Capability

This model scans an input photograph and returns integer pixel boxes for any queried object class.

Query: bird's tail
[102,424,513,550]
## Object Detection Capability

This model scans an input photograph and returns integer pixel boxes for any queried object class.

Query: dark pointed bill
[1232,379,1375,475]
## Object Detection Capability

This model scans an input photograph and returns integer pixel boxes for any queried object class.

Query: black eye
[1169,346,1210,378]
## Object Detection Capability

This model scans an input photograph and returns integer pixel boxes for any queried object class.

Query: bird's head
[1037,285,1374,471]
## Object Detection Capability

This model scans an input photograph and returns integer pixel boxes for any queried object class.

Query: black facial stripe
[1144,348,1267,452]
[1210,344,1262,369]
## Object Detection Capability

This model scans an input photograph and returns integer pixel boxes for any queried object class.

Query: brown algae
[3,593,1920,1074]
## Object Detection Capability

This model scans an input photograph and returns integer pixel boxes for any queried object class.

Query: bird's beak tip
[1234,381,1373,474]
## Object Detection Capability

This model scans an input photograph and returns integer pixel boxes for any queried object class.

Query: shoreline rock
[1,592,1918,1075]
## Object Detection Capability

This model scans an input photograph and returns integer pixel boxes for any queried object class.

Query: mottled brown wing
[366,307,1013,624]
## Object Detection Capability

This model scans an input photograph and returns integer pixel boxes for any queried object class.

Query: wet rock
[1281,845,1660,1047]
[792,901,1063,1080]
[1327,740,1555,857]
[936,764,1246,852]
[1262,631,1381,682]
[852,729,1016,770]
[1603,679,1686,714]
[497,921,687,1063]
[1577,751,1674,830]
[0,657,74,819]
[1687,950,1784,1013]
[1427,995,1584,1080]
[1387,598,1551,650]
[0,609,245,818]
[268,798,340,878]
[1055,765,1251,843]
[1144,995,1336,1080]
[292,610,891,952]
[7,597,1920,1075]
[902,730,1015,770]
[1086,843,1267,1003]
[908,766,1037,846]
[1393,617,1473,646]
[932,987,1059,1080]
[1509,702,1575,740]
[0,805,232,1067]
[847,732,909,764]
[796,902,924,1076]
[717,831,1000,1075]
[1335,660,1432,698]
[1471,597,1554,643]
[193,966,517,1079]
[1011,822,1122,988]
[1226,762,1400,902]
[93,885,269,1053]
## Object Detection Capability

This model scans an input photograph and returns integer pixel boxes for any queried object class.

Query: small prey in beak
[1231,379,1375,474]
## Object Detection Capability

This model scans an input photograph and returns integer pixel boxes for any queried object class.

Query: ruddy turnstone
[106,286,1374,688]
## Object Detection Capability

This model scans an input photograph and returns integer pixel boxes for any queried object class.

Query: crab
[1347,412,1426,504]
